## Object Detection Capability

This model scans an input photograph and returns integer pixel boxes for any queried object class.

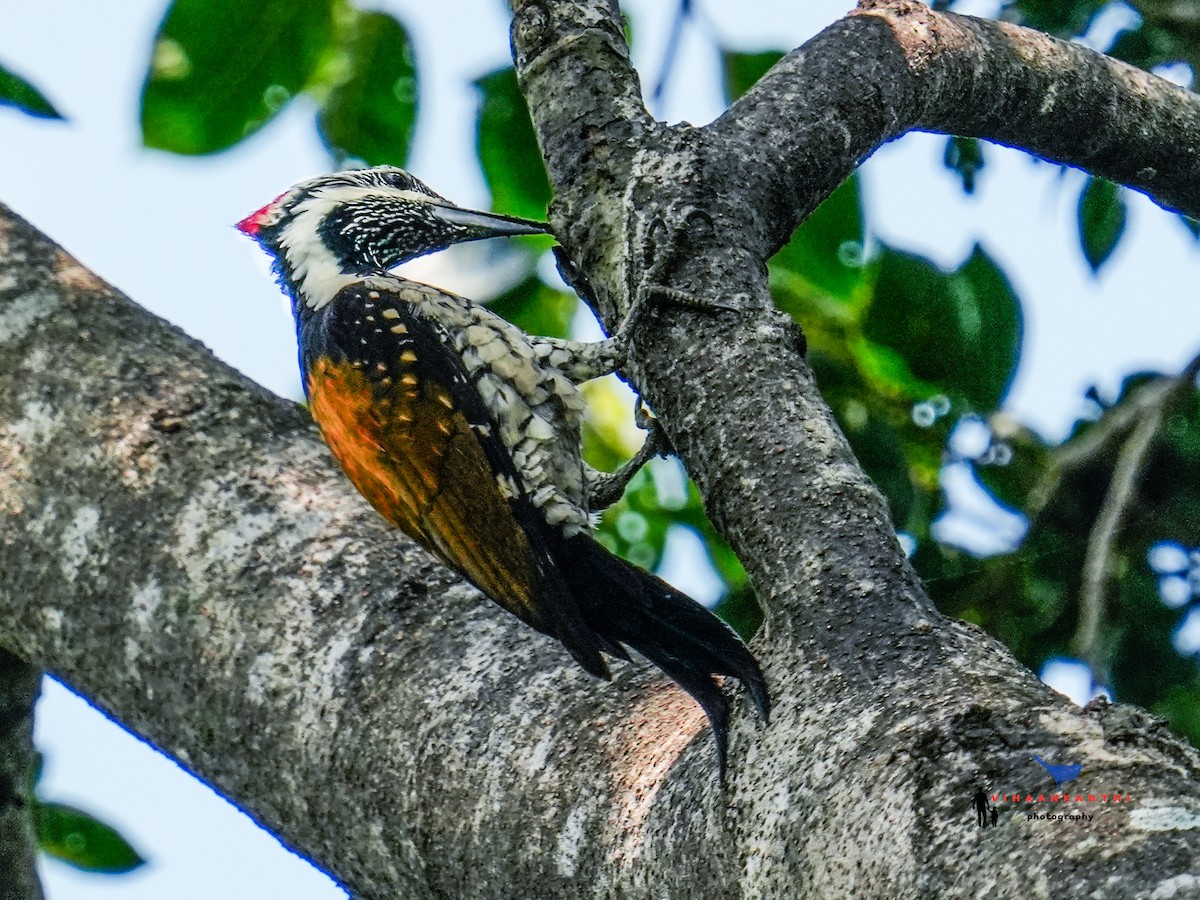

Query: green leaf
[1181,214,1200,240]
[712,582,763,642]
[925,375,1200,751]
[1077,176,1126,272]
[943,136,985,194]
[0,63,63,119]
[1156,683,1200,749]
[592,465,752,626]
[317,10,417,167]
[805,349,944,538]
[1108,23,1197,79]
[973,426,1049,513]
[593,469,668,575]
[487,272,577,339]
[1010,0,1102,38]
[720,49,785,104]
[862,244,1022,412]
[770,174,866,304]
[837,398,917,528]
[141,0,335,154]
[474,68,550,221]
[953,247,1024,408]
[36,801,145,874]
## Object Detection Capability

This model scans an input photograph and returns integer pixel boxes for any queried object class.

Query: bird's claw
[634,400,673,458]
[631,201,734,323]
[648,285,739,314]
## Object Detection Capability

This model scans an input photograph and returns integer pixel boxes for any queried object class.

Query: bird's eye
[388,171,440,199]
[381,171,416,191]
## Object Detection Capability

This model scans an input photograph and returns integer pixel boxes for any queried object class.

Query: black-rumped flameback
[238,166,768,774]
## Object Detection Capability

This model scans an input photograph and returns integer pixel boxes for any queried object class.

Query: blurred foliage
[29,753,145,874]
[317,10,418,167]
[720,48,786,102]
[10,0,1200,751]
[1005,0,1200,78]
[141,0,335,153]
[474,67,552,222]
[37,802,145,874]
[770,162,866,303]
[0,62,62,120]
[1078,177,1127,272]
[864,245,1023,414]
[140,0,417,160]
[488,273,577,341]
[917,378,1200,745]
[944,136,985,194]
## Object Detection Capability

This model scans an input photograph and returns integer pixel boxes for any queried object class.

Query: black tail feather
[554,532,769,774]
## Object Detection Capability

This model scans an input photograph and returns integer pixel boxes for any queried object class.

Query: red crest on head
[235,191,287,236]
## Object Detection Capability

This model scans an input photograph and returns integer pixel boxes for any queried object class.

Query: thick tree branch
[715,0,1200,258]
[0,204,669,898]
[0,0,1198,896]
[511,0,1200,895]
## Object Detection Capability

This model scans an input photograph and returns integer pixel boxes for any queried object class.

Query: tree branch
[0,203,650,897]
[0,0,1198,895]
[714,0,1200,258]
[0,652,41,900]
[510,0,1200,894]
[1073,353,1200,685]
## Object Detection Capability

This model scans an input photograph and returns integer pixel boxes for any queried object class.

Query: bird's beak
[428,204,550,240]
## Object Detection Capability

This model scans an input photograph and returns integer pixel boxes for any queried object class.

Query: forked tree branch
[511,0,1200,894]
[720,0,1200,257]
[0,1,1198,897]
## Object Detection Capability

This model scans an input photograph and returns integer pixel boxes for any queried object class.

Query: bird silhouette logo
[1032,755,1083,789]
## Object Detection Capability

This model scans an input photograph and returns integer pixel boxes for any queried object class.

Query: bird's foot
[647,284,739,314]
[634,399,673,458]
[620,201,739,335]
[585,402,670,511]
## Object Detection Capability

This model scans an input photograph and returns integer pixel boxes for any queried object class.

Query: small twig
[649,0,693,112]
[1023,365,1195,527]
[1072,352,1200,686]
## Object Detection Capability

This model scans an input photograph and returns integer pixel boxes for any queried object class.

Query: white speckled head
[237,166,549,311]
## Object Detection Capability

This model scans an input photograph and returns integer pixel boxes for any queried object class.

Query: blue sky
[3,0,1199,896]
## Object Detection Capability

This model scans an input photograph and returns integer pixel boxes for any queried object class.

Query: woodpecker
[238,166,768,773]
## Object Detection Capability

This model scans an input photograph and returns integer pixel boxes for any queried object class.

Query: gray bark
[0,652,41,900]
[1,1,1199,897]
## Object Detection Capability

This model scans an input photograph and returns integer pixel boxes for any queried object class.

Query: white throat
[278,194,358,311]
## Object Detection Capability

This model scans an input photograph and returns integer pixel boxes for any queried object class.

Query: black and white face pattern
[241,166,547,312]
